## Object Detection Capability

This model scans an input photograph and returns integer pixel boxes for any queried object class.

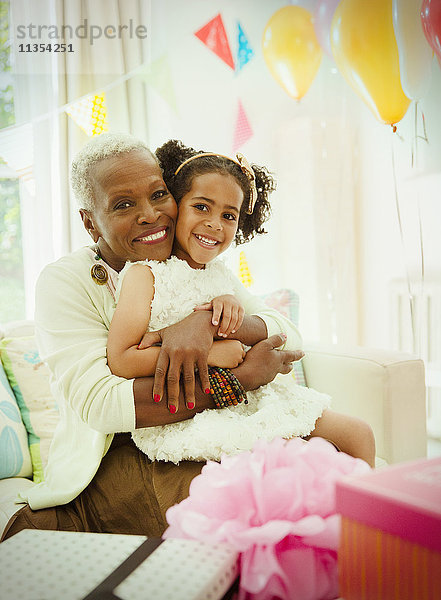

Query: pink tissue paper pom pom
[164,436,370,600]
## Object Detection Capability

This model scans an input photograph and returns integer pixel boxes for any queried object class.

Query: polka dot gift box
[0,530,238,600]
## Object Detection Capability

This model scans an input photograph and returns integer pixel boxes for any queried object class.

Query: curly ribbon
[391,110,428,357]
[411,101,429,169]
[391,133,417,353]
[411,102,428,356]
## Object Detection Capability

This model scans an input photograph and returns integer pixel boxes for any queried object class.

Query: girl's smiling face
[173,172,244,269]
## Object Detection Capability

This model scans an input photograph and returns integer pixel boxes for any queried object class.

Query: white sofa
[0,320,427,539]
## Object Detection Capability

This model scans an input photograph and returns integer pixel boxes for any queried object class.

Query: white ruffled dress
[116,256,331,464]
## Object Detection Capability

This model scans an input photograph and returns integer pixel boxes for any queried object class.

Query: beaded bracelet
[208,367,248,409]
[221,367,248,405]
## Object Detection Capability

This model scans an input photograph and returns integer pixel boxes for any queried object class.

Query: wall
[15,0,440,355]
[144,0,441,352]
[146,0,366,345]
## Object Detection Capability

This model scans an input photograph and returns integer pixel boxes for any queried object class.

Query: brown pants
[1,434,203,542]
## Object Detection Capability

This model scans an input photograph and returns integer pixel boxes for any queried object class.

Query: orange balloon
[262,6,322,100]
[331,0,410,125]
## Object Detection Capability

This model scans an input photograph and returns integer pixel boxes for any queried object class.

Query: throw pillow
[261,288,306,386]
[0,361,32,479]
[0,337,60,483]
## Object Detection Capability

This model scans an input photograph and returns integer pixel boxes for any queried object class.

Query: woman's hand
[233,333,304,391]
[193,294,245,338]
[208,340,246,369]
[137,310,215,413]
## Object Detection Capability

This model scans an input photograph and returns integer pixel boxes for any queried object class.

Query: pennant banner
[139,55,178,112]
[0,58,175,167]
[195,13,235,70]
[65,92,108,137]
[233,100,253,153]
[237,22,254,71]
[238,250,253,288]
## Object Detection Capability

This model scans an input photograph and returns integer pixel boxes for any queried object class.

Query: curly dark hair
[155,139,276,245]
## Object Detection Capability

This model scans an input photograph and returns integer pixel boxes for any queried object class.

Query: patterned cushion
[0,337,60,483]
[261,288,306,386]
[0,361,32,479]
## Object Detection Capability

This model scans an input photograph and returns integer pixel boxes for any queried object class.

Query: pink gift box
[336,456,441,600]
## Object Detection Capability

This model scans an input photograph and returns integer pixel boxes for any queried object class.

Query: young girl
[107,140,375,467]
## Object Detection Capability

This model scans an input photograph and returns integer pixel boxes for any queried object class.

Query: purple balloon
[314,0,341,57]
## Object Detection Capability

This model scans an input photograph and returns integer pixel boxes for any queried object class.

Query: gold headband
[173,152,258,214]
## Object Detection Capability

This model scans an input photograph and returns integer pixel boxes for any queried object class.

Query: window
[0,1,25,323]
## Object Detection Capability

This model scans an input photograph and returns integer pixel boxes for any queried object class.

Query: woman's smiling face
[80,149,178,271]
[173,172,244,269]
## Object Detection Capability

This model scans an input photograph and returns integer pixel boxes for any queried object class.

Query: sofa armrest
[0,477,35,539]
[302,344,427,465]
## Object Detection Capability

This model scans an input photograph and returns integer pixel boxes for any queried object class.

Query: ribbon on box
[82,538,163,600]
[82,537,239,600]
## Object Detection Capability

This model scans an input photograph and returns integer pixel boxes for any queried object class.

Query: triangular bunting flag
[238,250,253,288]
[65,92,108,137]
[195,13,235,70]
[233,100,253,153]
[237,22,254,71]
[0,123,35,194]
[139,55,178,112]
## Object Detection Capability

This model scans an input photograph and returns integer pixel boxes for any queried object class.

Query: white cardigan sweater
[22,247,302,509]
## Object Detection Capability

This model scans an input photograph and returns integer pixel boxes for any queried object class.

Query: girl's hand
[194,294,245,338]
[208,340,246,369]
[137,330,162,349]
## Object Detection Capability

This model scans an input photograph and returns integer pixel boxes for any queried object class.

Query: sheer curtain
[10,0,151,316]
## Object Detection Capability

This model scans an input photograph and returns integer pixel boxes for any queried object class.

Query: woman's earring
[91,240,108,285]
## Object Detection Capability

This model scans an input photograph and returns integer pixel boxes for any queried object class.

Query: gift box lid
[336,456,441,552]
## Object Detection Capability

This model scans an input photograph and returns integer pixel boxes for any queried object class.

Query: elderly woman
[1,133,303,540]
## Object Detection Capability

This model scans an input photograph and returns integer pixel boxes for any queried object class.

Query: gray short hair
[71,133,155,210]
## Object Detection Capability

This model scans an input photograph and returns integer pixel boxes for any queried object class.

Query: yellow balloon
[262,6,322,100]
[331,0,410,125]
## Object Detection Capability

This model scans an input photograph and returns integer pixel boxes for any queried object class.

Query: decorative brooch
[91,263,108,285]
[91,246,109,285]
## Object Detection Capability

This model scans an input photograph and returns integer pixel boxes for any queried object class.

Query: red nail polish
[154,394,160,403]
[169,405,177,414]
[205,388,211,394]
[188,402,195,410]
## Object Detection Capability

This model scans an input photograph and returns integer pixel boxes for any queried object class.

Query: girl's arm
[191,264,302,349]
[208,340,245,368]
[109,269,245,377]
[107,263,160,379]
